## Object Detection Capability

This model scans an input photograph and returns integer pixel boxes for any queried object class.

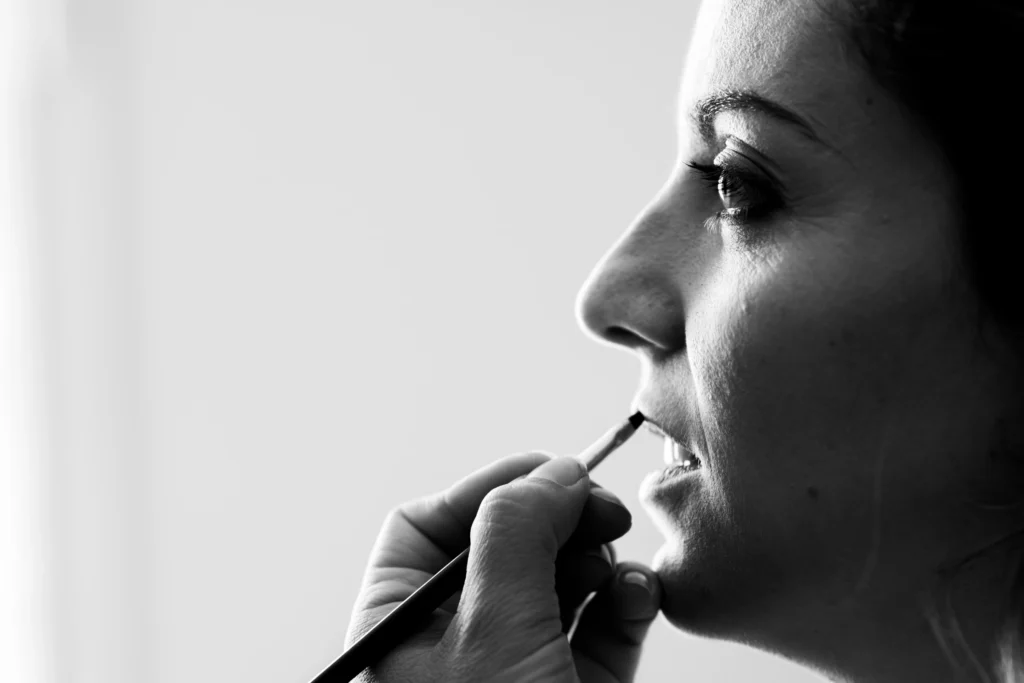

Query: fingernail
[621,571,652,594]
[529,457,586,487]
[617,571,659,620]
[590,487,626,509]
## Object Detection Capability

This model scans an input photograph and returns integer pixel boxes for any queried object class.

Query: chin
[652,536,786,644]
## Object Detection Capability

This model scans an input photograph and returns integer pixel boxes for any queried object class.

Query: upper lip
[643,417,671,440]
[640,412,695,455]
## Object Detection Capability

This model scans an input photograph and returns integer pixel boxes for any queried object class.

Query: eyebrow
[692,89,826,147]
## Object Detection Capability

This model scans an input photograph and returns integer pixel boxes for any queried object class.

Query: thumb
[449,456,590,656]
[570,562,662,682]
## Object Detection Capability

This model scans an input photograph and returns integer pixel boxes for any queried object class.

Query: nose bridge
[575,196,689,352]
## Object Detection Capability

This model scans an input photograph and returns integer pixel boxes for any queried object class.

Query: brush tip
[628,411,645,429]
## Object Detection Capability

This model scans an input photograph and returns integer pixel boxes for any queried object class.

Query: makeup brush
[309,411,646,683]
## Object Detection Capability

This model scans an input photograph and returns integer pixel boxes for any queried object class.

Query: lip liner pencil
[309,411,646,683]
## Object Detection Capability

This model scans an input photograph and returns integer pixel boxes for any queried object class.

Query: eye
[685,158,783,223]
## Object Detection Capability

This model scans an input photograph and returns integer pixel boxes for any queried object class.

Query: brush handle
[311,547,469,682]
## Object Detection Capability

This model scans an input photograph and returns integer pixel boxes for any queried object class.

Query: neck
[761,527,1024,683]
[823,532,1024,683]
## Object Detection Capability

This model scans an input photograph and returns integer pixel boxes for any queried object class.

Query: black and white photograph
[3,1,1023,682]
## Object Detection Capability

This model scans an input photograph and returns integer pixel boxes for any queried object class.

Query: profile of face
[577,0,1022,663]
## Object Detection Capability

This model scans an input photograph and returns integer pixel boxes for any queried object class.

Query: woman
[345,0,1024,681]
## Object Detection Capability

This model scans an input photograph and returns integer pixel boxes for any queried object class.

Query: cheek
[680,256,914,596]
[686,252,919,508]
[680,228,985,585]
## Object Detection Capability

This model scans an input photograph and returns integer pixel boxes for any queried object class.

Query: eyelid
[720,135,784,181]
[685,152,787,228]
[711,146,789,206]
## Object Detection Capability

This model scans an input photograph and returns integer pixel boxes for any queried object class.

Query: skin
[575,0,1024,681]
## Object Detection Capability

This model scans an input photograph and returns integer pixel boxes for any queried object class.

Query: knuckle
[473,484,541,537]
[477,484,531,521]
[381,501,414,531]
[380,505,404,536]
[382,503,404,526]
[388,490,437,520]
[480,478,553,512]
[472,482,561,553]
[382,494,431,533]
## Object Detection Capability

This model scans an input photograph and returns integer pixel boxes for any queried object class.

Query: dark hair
[844,1,1024,333]
[840,2,1024,680]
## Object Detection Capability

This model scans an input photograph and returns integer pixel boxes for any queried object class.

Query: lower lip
[639,463,703,505]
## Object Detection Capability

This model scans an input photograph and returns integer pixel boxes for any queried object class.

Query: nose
[575,199,688,354]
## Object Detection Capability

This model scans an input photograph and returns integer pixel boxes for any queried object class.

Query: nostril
[605,326,643,348]
[576,266,686,352]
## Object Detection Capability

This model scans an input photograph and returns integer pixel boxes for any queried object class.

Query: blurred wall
[17,1,827,681]
[3,0,53,681]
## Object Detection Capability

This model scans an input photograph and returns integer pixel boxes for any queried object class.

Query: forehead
[680,0,865,148]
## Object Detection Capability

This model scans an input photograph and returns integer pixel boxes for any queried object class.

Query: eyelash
[685,160,782,225]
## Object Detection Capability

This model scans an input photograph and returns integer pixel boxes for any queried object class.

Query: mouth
[643,416,703,473]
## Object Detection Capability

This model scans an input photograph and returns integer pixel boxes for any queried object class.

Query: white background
[4,1,825,681]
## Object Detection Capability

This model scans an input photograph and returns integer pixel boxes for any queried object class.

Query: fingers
[556,543,616,633]
[567,482,632,548]
[367,452,633,612]
[379,451,553,571]
[446,457,594,661]
[571,562,662,683]
[555,485,629,633]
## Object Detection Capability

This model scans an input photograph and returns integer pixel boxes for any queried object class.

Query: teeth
[663,437,701,471]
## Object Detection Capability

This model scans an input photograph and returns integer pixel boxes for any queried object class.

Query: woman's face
[576,0,1019,648]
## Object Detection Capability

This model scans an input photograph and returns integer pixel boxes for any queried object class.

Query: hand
[345,451,663,683]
